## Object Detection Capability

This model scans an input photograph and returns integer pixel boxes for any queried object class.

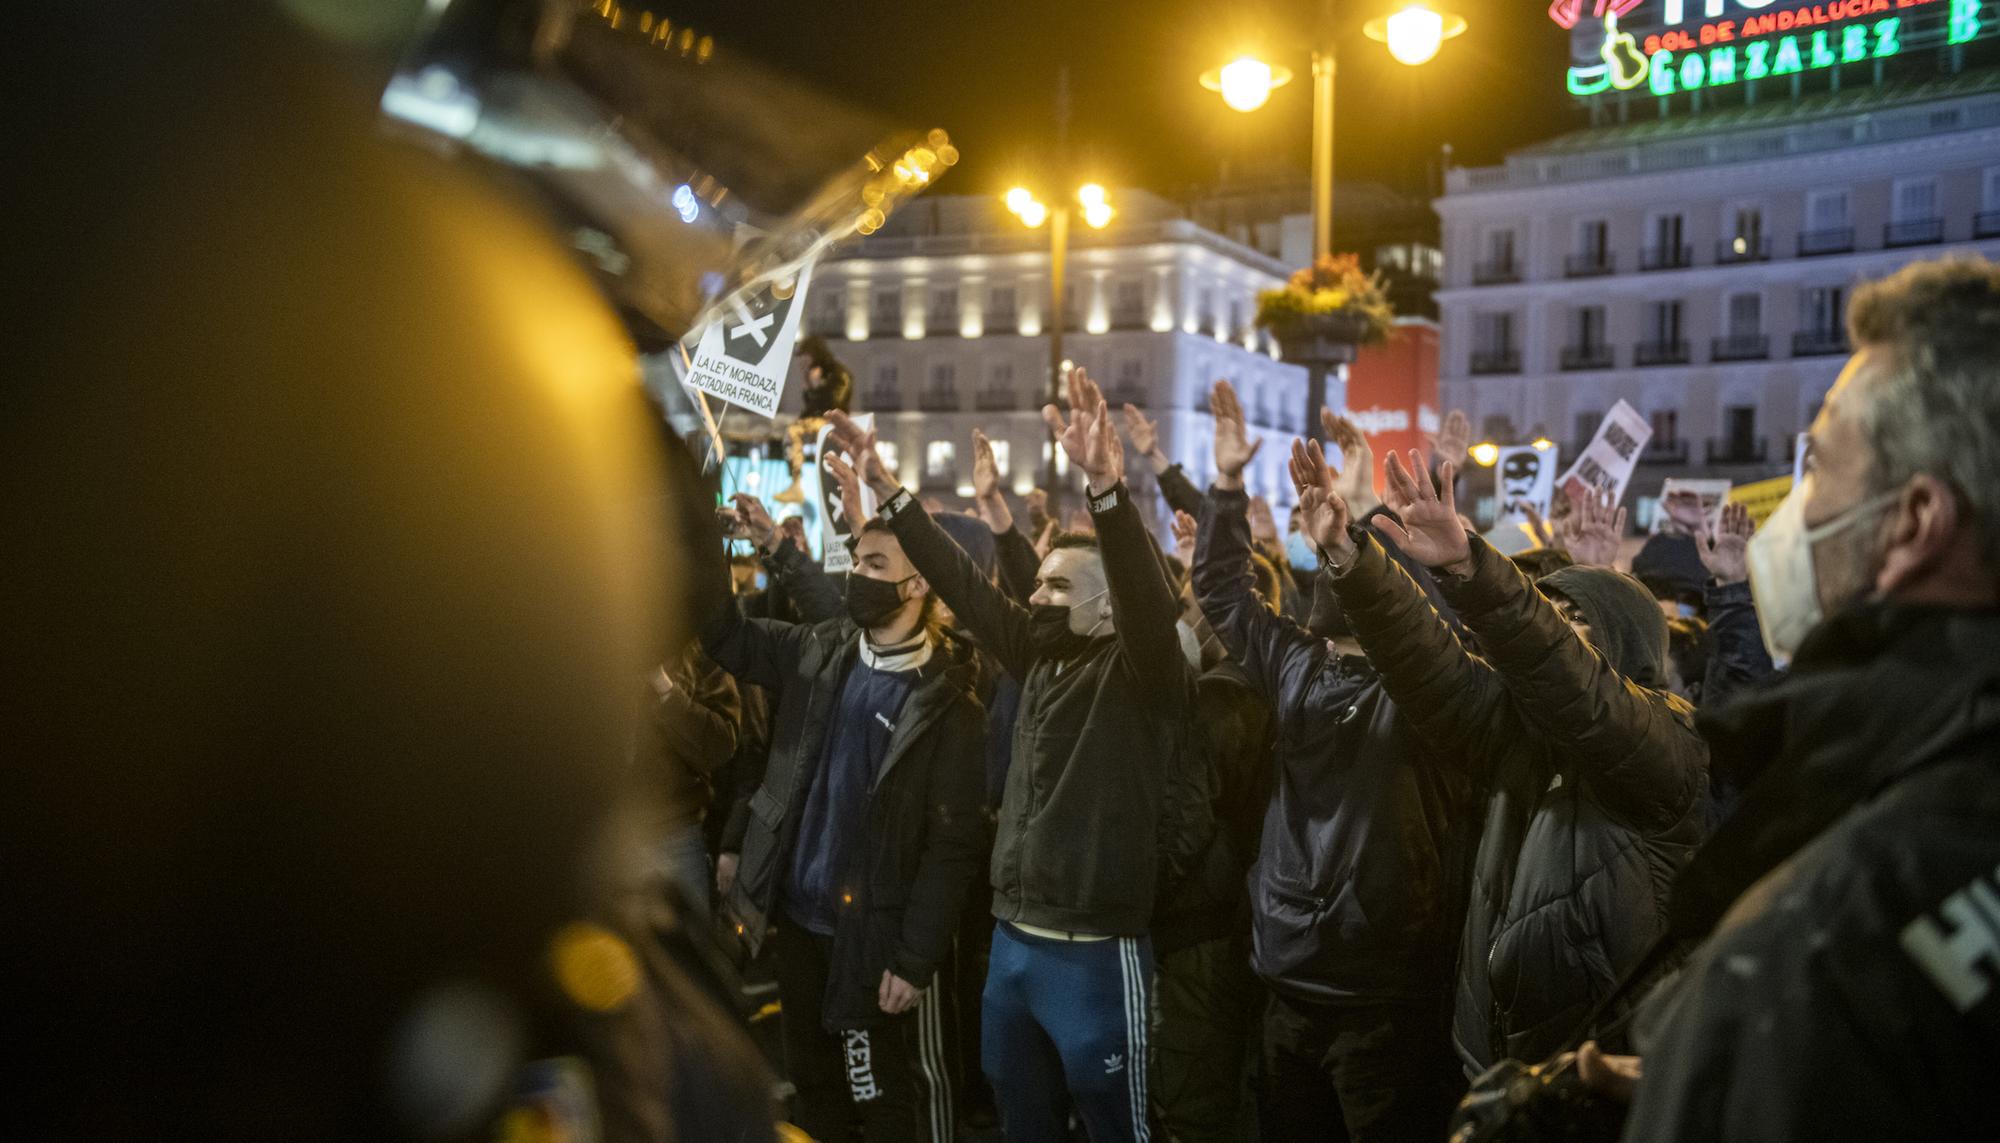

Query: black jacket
[701,603,988,1030]
[1331,532,1709,1071]
[883,481,1200,936]
[1151,660,1272,956]
[1626,606,2000,1142]
[1195,487,1470,1004]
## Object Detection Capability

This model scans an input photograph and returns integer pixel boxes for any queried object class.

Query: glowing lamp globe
[1201,55,1294,113]
[1364,4,1467,67]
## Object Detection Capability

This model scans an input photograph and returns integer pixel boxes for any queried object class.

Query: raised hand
[1321,409,1379,514]
[1697,500,1753,584]
[1209,379,1263,489]
[1287,437,1354,565]
[1376,450,1471,573]
[730,492,778,551]
[1437,408,1472,467]
[1121,403,1166,471]
[1043,367,1124,494]
[1170,509,1198,566]
[824,410,897,498]
[1248,495,1280,545]
[971,429,1002,501]
[1557,489,1627,568]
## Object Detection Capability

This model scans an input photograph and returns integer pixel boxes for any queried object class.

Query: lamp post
[1005,183,1116,503]
[1200,1,1467,261]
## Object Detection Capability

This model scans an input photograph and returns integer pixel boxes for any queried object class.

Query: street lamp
[1200,0,1466,261]
[1005,183,1117,501]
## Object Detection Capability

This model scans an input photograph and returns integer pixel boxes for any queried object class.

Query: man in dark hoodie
[1196,389,1469,1142]
[1580,254,2000,1143]
[827,367,1199,1143]
[703,508,988,1143]
[1292,437,1710,1076]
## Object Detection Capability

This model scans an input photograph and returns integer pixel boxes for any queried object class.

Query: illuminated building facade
[1436,0,2000,524]
[786,190,1313,512]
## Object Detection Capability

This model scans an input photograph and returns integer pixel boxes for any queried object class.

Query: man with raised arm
[827,368,1200,1143]
[1193,381,1470,1143]
[1292,438,1709,1075]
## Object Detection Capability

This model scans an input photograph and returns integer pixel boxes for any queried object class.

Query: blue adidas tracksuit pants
[982,921,1155,1143]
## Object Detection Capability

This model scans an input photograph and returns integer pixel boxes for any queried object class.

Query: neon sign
[1566,0,1983,95]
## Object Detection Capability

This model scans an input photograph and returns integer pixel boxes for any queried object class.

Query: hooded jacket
[1330,532,1709,1072]
[1194,487,1472,1005]
[1625,605,2000,1143]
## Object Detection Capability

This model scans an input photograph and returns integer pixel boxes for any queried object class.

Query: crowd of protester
[659,254,2000,1143]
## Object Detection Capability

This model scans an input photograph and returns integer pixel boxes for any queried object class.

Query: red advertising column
[1341,319,1439,495]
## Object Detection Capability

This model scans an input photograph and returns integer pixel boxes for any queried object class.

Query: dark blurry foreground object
[5,5,769,1140]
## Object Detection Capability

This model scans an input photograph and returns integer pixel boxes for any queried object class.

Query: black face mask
[845,572,912,629]
[1027,588,1108,658]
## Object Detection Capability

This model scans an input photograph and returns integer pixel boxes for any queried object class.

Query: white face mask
[1746,484,1901,663]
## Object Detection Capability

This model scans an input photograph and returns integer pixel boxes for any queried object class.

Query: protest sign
[1558,400,1652,504]
[815,413,876,573]
[1494,444,1559,526]
[1729,474,1795,527]
[1656,477,1733,534]
[680,263,815,419]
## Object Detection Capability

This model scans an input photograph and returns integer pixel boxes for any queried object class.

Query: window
[988,361,1014,386]
[1649,212,1685,257]
[1983,167,2000,212]
[1573,305,1607,350]
[1807,188,1850,231]
[1484,228,1517,266]
[1724,406,1758,456]
[925,441,955,479]
[1577,219,1609,260]
[1113,279,1145,323]
[876,441,900,476]
[1892,178,1939,223]
[1731,205,1763,246]
[1726,291,1762,336]
[874,364,899,387]
[931,286,959,318]
[1118,358,1143,384]
[1650,409,1679,446]
[990,285,1017,321]
[1801,285,1845,333]
[871,288,902,333]
[1649,299,1685,343]
[1573,410,1603,446]
[1474,312,1516,352]
[928,363,956,389]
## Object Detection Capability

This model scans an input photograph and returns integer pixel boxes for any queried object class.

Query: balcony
[1469,348,1521,375]
[1640,245,1694,271]
[1560,344,1615,371]
[984,315,1018,336]
[1711,334,1770,361]
[1715,236,1771,263]
[1111,306,1149,331]
[975,388,1017,411]
[1792,328,1850,357]
[1472,259,1521,285]
[1109,384,1147,409]
[1640,439,1690,465]
[1634,339,1691,366]
[1706,438,1770,465]
[1797,227,1856,257]
[1884,218,1945,248]
[1564,252,1616,278]
[864,386,903,412]
[1976,210,2000,238]
[918,388,961,412]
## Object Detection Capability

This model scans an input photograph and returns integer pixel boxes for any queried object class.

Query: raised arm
[1191,379,1327,705]
[1059,370,1186,692]
[1377,450,1702,828]
[1313,442,1514,768]
[702,502,815,691]
[1698,502,1777,709]
[826,412,1037,679]
[651,650,740,771]
[1122,403,1205,519]
[730,493,845,624]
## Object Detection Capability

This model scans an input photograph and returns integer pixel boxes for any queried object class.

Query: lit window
[926,441,955,478]
[876,441,900,477]
[990,440,1011,475]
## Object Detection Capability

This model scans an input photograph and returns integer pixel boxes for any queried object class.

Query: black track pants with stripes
[772,920,956,1143]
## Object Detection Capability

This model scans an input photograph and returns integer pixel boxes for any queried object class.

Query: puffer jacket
[1330,531,1709,1072]
[1194,487,1471,1006]
[1626,605,2000,1142]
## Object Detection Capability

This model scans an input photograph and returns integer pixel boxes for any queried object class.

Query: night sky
[670,0,1587,205]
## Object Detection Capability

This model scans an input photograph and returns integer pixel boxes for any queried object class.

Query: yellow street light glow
[1531,437,1555,452]
[1364,4,1467,67]
[1082,201,1115,229]
[1200,55,1294,113]
[1018,200,1049,228]
[1077,183,1107,209]
[1005,187,1035,214]
[1470,442,1501,467]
